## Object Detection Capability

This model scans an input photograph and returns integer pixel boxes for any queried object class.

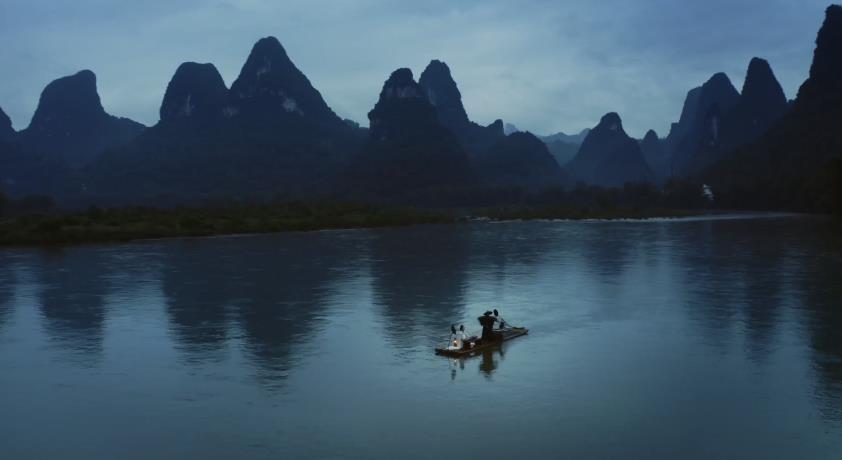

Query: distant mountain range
[566,113,652,187]
[1,5,841,213]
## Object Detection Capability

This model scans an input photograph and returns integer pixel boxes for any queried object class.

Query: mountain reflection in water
[0,216,840,459]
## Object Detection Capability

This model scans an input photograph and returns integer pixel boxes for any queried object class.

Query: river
[0,215,840,459]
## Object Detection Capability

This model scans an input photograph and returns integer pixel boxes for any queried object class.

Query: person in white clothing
[449,324,470,350]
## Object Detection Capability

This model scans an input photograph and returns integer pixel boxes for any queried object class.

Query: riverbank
[0,202,453,247]
[0,202,786,248]
[473,205,703,221]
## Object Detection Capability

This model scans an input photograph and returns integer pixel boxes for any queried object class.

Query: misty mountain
[418,60,504,153]
[665,87,702,154]
[565,113,652,187]
[0,71,144,198]
[418,60,565,188]
[666,58,789,178]
[639,129,670,181]
[159,62,228,123]
[348,68,472,196]
[541,129,590,145]
[228,37,347,130]
[0,104,68,197]
[723,57,789,144]
[668,72,740,176]
[16,70,145,169]
[473,131,563,189]
[504,123,519,135]
[543,140,579,167]
[707,5,842,213]
[83,37,363,205]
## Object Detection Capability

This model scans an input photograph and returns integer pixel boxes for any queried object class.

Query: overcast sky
[0,0,831,137]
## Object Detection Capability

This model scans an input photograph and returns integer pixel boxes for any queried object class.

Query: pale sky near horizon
[0,0,831,138]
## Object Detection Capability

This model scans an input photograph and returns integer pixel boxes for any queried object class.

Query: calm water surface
[1,216,841,459]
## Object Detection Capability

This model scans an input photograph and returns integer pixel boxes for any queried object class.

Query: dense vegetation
[0,179,724,247]
[0,201,452,247]
[473,181,710,220]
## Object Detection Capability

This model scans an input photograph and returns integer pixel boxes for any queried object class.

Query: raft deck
[434,327,528,357]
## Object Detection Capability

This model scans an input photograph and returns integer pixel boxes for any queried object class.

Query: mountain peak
[747,56,772,74]
[160,62,228,122]
[368,68,435,140]
[740,57,787,116]
[252,36,286,56]
[418,59,470,133]
[597,112,623,131]
[229,36,340,124]
[28,69,105,130]
[567,112,651,187]
[487,119,504,136]
[353,68,471,195]
[424,59,450,74]
[708,72,732,86]
[20,70,145,168]
[380,68,423,98]
[643,129,659,142]
[798,4,842,102]
[698,72,740,116]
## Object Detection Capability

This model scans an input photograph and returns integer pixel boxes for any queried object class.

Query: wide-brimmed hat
[483,311,492,316]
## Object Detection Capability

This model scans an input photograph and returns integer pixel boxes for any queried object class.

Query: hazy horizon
[0,0,831,137]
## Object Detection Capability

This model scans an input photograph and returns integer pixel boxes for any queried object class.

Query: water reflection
[35,248,110,363]
[448,347,506,381]
[161,242,236,361]
[2,216,842,459]
[675,217,842,420]
[797,222,842,420]
[370,226,470,347]
[161,233,364,386]
[479,347,504,378]
[0,253,14,332]
[579,223,635,280]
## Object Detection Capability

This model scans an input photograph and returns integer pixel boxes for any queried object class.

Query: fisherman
[477,311,500,343]
[493,309,507,329]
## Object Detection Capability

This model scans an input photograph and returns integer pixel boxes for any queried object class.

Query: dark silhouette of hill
[1,8,840,212]
[683,60,789,176]
[17,70,145,169]
[347,68,472,197]
[666,58,789,179]
[665,87,701,155]
[418,60,563,188]
[668,73,740,176]
[0,106,13,141]
[724,58,789,144]
[418,60,504,153]
[543,139,579,167]
[566,113,652,187]
[159,62,228,123]
[541,129,590,145]
[0,105,70,197]
[473,131,563,189]
[639,129,670,181]
[228,37,346,129]
[706,5,842,213]
[82,37,364,205]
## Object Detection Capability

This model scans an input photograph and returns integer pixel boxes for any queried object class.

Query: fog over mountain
[0,0,829,136]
